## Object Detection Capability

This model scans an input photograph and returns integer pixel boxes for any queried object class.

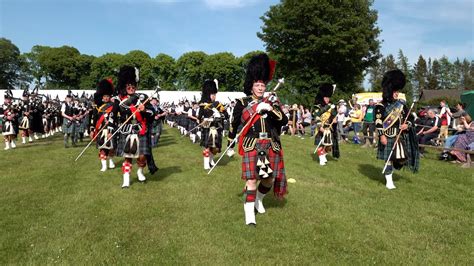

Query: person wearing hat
[91,78,117,172]
[374,69,419,189]
[227,53,288,226]
[198,79,227,170]
[187,101,200,144]
[115,66,157,188]
[150,96,166,147]
[313,83,340,166]
[19,88,33,144]
[61,91,77,147]
[2,89,18,150]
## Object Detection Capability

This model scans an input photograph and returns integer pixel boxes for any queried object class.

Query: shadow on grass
[156,139,176,148]
[151,165,182,181]
[358,164,402,185]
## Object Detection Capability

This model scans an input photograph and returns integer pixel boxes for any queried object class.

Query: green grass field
[0,126,472,264]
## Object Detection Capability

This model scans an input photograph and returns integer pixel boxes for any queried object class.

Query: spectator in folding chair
[417,109,440,157]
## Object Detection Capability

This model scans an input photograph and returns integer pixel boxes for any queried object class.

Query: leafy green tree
[77,54,95,89]
[396,49,413,100]
[258,0,381,102]
[0,38,23,90]
[201,52,241,91]
[367,60,382,91]
[176,51,207,91]
[412,55,427,101]
[438,56,453,89]
[36,45,86,89]
[461,59,473,89]
[23,45,51,88]
[89,53,125,87]
[152,54,177,90]
[123,50,155,89]
[427,58,440,90]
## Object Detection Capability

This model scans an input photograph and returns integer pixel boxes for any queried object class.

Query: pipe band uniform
[2,89,19,150]
[227,53,288,226]
[114,65,158,188]
[313,83,340,166]
[92,78,117,172]
[375,69,419,190]
[198,79,228,170]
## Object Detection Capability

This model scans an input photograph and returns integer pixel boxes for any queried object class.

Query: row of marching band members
[1,88,74,150]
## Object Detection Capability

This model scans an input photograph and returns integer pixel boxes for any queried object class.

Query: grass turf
[0,127,472,264]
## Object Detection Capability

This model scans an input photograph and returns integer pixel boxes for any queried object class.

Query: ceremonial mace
[381,102,415,174]
[207,78,285,175]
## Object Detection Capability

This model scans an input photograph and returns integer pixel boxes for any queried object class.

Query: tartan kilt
[116,132,150,157]
[181,116,189,129]
[187,120,198,133]
[377,134,410,161]
[76,121,85,133]
[151,121,161,134]
[200,127,223,151]
[314,125,340,158]
[62,119,75,134]
[241,139,286,181]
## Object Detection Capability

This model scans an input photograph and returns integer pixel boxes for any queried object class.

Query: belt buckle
[259,132,268,139]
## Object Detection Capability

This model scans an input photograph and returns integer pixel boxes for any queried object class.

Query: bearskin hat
[4,89,13,99]
[200,79,218,103]
[22,87,29,98]
[382,69,406,103]
[243,53,276,96]
[117,65,139,96]
[94,78,114,105]
[314,83,334,105]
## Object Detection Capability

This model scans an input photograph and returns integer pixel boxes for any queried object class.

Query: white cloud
[202,0,261,9]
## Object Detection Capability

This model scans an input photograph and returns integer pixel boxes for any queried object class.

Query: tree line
[0,38,264,92]
[1,0,471,105]
[368,49,473,102]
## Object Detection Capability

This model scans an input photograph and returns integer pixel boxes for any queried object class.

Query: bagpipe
[208,78,285,175]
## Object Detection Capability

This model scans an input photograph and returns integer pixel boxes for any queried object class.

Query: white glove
[256,102,272,113]
[227,148,235,157]
[212,108,221,118]
[330,104,335,109]
[267,94,278,103]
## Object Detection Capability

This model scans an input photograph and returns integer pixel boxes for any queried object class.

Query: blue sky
[1,0,472,65]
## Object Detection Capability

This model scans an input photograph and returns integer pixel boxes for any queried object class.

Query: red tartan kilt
[241,139,285,181]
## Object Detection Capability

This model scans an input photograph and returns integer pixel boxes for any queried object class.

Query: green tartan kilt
[377,134,410,161]
[62,119,75,134]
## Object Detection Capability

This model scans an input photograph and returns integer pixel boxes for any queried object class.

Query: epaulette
[237,96,253,106]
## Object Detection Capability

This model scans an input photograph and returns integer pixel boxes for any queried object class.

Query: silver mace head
[273,78,285,92]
